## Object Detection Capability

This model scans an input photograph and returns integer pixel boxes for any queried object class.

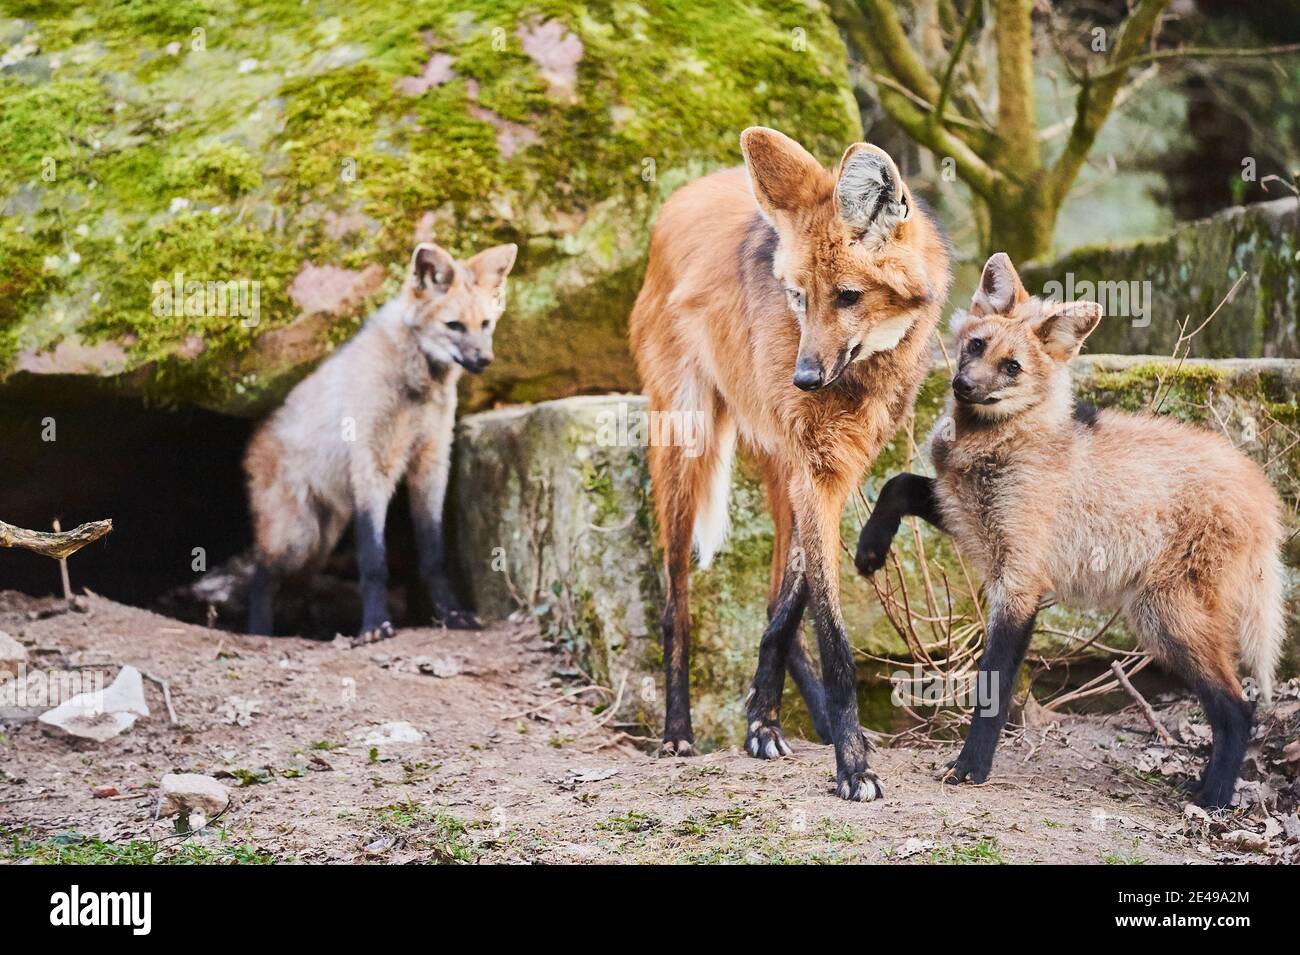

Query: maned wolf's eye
[1001,358,1022,377]
[785,287,805,313]
[446,321,466,333]
[966,337,985,356]
[482,320,492,332]
[834,288,862,308]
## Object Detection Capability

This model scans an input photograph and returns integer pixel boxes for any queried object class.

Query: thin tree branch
[1090,41,1300,82]
[933,0,983,131]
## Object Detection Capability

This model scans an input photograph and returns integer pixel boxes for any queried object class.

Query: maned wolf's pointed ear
[971,252,1027,316]
[740,126,826,223]
[834,143,910,240]
[466,243,518,292]
[1034,300,1102,361]
[412,243,456,292]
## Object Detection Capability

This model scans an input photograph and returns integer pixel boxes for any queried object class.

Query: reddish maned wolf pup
[630,127,951,800]
[855,253,1286,808]
[245,240,517,642]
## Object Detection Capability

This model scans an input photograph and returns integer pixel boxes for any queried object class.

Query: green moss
[0,0,860,413]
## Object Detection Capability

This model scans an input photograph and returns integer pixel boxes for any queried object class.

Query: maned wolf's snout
[952,373,976,402]
[792,355,825,391]
[459,350,493,374]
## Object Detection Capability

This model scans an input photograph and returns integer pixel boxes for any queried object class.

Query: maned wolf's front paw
[659,737,696,757]
[834,765,883,802]
[745,721,793,760]
[854,519,898,577]
[942,746,993,785]
[353,621,396,647]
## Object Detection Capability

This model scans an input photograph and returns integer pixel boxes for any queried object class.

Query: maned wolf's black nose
[792,358,825,391]
[465,355,492,373]
[952,374,975,400]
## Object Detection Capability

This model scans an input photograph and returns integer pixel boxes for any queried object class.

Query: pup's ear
[971,252,1027,316]
[834,142,910,240]
[1033,300,1102,362]
[411,243,456,293]
[467,243,518,294]
[740,126,827,225]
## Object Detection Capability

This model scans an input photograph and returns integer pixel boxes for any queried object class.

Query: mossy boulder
[1019,198,1300,359]
[0,1,859,415]
[453,356,1300,749]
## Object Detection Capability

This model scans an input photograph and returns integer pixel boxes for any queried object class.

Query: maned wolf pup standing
[245,240,517,642]
[855,253,1286,808]
[630,127,951,800]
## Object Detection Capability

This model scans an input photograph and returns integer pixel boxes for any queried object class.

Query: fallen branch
[0,519,113,560]
[1109,660,1176,745]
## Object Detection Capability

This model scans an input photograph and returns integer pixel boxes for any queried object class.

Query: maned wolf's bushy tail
[1239,551,1285,703]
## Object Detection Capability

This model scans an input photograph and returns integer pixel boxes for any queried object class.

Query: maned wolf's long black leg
[796,481,880,801]
[745,559,809,758]
[408,437,481,630]
[354,507,393,643]
[855,473,946,577]
[946,604,1038,784]
[247,562,277,636]
[411,510,481,630]
[1188,677,1253,809]
[786,629,831,742]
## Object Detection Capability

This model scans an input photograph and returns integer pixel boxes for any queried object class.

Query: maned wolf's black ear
[834,143,910,240]
[971,252,1027,316]
[412,243,455,292]
[467,243,518,292]
[740,126,827,224]
[1034,300,1102,361]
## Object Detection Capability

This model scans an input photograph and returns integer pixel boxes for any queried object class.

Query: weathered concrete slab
[454,357,1300,748]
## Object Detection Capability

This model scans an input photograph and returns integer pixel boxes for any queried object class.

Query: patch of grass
[673,806,753,837]
[596,810,660,834]
[3,828,279,865]
[367,803,475,864]
[928,838,1007,865]
[309,739,344,751]
[229,768,272,787]
[1102,850,1147,865]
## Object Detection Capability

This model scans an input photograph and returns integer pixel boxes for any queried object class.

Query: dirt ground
[1,591,1294,865]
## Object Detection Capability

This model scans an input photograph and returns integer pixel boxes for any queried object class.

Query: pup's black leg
[855,473,945,577]
[413,511,481,630]
[946,605,1037,785]
[1190,678,1253,809]
[247,562,277,636]
[354,508,393,643]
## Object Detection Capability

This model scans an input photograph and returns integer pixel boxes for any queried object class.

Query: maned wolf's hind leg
[648,395,733,756]
[1132,592,1253,808]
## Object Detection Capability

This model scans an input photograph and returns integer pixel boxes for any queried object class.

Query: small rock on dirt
[38,664,149,742]
[157,773,231,819]
[353,721,425,747]
[0,630,27,678]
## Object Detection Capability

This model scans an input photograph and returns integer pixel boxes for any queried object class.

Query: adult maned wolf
[630,127,951,800]
[245,240,517,642]
[856,253,1286,808]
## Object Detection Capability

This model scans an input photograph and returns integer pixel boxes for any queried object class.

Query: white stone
[157,773,231,820]
[353,721,424,747]
[0,630,27,679]
[38,664,149,742]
